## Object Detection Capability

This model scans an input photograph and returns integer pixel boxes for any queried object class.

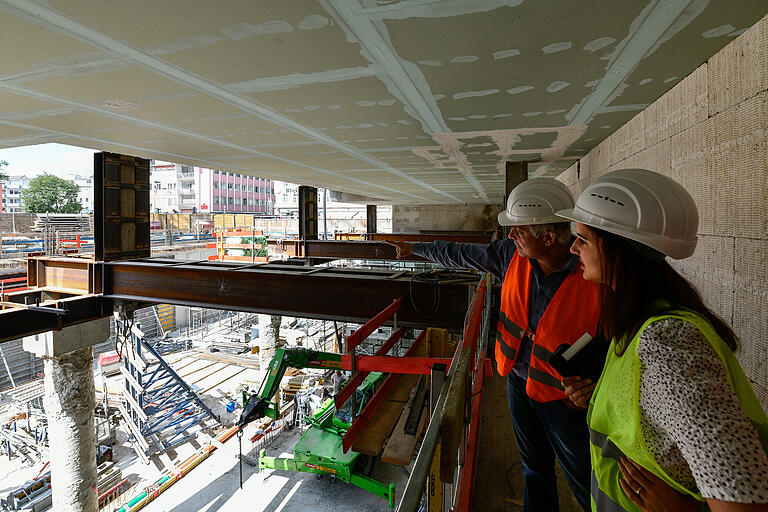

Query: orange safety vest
[495,252,602,402]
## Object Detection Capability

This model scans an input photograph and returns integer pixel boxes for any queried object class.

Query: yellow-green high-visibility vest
[587,309,768,512]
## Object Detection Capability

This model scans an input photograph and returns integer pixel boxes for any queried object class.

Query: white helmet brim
[556,207,697,259]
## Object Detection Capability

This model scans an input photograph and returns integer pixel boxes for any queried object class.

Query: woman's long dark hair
[591,227,738,355]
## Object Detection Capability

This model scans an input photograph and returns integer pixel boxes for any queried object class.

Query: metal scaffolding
[117,317,219,463]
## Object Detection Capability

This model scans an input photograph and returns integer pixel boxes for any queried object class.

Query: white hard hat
[556,168,698,259]
[497,178,574,226]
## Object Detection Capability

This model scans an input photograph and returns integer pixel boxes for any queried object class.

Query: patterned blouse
[637,318,768,502]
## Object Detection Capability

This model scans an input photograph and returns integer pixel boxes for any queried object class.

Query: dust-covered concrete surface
[146,425,408,512]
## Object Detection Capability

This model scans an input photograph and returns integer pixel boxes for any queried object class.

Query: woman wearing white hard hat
[556,168,768,512]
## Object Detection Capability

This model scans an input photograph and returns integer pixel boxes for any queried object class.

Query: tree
[0,160,8,182]
[22,174,82,213]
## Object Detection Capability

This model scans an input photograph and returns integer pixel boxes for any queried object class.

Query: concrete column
[44,347,98,512]
[256,314,283,365]
[23,318,110,512]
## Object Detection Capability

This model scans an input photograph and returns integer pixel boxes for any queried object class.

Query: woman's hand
[618,456,699,512]
[561,376,595,409]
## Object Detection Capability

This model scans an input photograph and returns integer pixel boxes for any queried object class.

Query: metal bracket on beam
[0,301,67,315]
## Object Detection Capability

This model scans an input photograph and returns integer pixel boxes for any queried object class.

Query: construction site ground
[145,424,407,512]
[0,400,407,512]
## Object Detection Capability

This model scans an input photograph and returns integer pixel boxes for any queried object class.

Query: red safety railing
[339,352,450,375]
[342,329,427,453]
[334,327,408,409]
[455,343,486,510]
[334,295,405,425]
[345,297,403,352]
[453,277,490,511]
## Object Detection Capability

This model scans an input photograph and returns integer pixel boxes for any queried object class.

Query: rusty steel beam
[333,232,493,244]
[0,294,111,344]
[268,240,427,261]
[6,256,490,344]
[100,259,475,330]
[26,256,99,294]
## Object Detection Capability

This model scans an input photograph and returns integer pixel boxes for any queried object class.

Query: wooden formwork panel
[94,152,150,262]
[298,186,318,240]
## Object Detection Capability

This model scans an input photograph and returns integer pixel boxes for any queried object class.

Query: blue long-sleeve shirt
[413,239,578,380]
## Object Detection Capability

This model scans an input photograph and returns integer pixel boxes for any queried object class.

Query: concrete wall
[392,204,502,233]
[0,213,37,233]
[557,14,768,408]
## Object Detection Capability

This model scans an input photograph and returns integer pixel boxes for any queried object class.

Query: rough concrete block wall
[558,14,768,409]
[391,204,501,233]
[0,213,38,233]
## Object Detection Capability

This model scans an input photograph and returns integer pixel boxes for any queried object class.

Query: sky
[0,143,389,214]
[0,143,98,178]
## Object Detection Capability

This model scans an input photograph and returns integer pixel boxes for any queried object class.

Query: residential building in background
[150,161,275,214]
[273,182,299,217]
[1,174,91,213]
[70,174,93,212]
[1,175,31,213]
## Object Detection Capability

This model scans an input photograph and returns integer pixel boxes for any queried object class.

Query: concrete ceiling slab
[0,0,765,204]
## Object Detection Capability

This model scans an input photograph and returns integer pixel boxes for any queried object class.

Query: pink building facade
[198,169,275,215]
[150,161,275,214]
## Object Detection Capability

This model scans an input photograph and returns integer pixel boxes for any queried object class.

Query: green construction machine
[237,347,397,508]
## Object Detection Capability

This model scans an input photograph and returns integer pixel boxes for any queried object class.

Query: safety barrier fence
[397,275,491,512]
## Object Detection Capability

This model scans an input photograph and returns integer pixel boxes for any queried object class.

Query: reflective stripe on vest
[532,343,553,362]
[589,427,624,462]
[591,472,628,512]
[528,367,564,391]
[496,330,517,360]
[496,252,601,400]
[499,311,525,340]
[588,309,768,511]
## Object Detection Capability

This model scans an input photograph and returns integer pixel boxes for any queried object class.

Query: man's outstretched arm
[387,239,515,282]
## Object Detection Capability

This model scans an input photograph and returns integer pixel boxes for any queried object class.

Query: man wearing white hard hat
[556,168,768,511]
[389,178,602,512]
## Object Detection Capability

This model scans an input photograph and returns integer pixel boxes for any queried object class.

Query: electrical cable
[114,316,133,361]
[408,270,442,318]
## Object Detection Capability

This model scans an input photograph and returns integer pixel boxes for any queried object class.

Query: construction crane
[237,347,396,508]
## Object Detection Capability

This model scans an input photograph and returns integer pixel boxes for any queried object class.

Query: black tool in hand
[548,333,609,383]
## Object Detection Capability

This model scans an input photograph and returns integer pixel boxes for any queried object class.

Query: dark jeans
[507,373,591,512]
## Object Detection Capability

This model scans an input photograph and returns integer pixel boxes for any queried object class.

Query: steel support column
[504,161,528,201]
[366,205,377,234]
[298,186,318,241]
